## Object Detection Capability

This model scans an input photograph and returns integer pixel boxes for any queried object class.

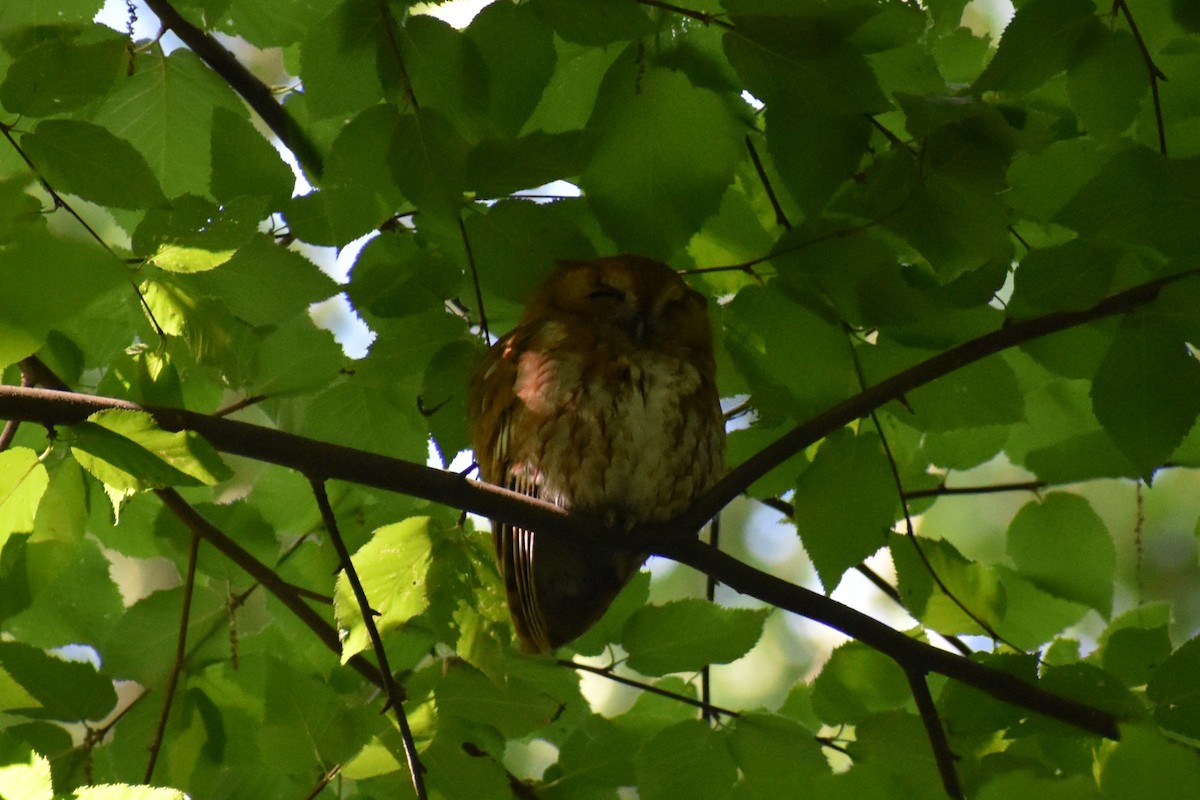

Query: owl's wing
[498,468,555,652]
[468,333,554,651]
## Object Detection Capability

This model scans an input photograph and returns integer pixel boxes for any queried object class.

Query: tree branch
[6,270,1180,741]
[677,268,1197,532]
[0,384,1121,738]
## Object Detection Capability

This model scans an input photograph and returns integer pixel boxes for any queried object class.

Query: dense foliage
[2,0,1200,797]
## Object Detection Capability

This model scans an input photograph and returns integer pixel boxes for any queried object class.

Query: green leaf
[251,316,345,396]
[421,340,475,463]
[728,713,830,796]
[581,66,743,260]
[723,286,858,424]
[4,535,124,648]
[811,641,910,725]
[530,0,652,46]
[1006,493,1114,616]
[400,15,489,136]
[131,194,262,262]
[1147,633,1200,738]
[1091,314,1200,475]
[0,0,103,31]
[1148,633,1200,706]
[1100,725,1200,800]
[1011,239,1122,314]
[209,106,295,205]
[724,13,889,113]
[1102,625,1171,688]
[93,49,247,198]
[20,120,166,210]
[72,785,189,799]
[891,534,1007,636]
[346,229,464,318]
[0,751,51,800]
[334,517,435,662]
[794,429,896,592]
[0,33,126,117]
[0,449,49,548]
[299,103,406,244]
[634,719,737,800]
[388,107,468,221]
[1057,146,1200,260]
[183,234,338,326]
[465,0,556,136]
[973,0,1100,94]
[767,105,870,217]
[905,355,1025,431]
[466,130,590,198]
[71,410,232,496]
[1067,30,1147,137]
[436,661,559,739]
[462,199,596,305]
[0,234,125,369]
[260,657,376,770]
[0,640,116,721]
[297,0,385,120]
[620,600,769,676]
[0,665,40,713]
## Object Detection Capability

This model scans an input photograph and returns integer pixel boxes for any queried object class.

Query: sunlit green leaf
[70,409,232,495]
[334,517,435,662]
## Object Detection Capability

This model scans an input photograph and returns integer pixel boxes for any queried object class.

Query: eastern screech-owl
[468,255,725,652]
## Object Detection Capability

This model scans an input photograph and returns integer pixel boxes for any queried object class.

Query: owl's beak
[618,311,647,342]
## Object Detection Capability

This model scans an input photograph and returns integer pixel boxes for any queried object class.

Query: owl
[468,255,725,653]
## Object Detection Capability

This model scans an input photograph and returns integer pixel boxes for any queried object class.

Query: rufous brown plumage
[468,255,725,652]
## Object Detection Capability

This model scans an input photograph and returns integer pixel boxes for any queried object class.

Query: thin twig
[145,531,200,782]
[300,764,343,800]
[905,480,1046,500]
[459,215,489,342]
[637,0,735,29]
[1112,0,1167,155]
[744,135,792,230]
[0,122,116,252]
[869,405,1019,650]
[906,667,963,799]
[310,479,428,800]
[559,659,739,719]
[761,482,975,656]
[155,488,385,687]
[214,394,269,417]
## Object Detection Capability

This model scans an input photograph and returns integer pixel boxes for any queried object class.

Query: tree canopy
[2,0,1200,798]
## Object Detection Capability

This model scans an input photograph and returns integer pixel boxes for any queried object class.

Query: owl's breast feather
[512,339,722,522]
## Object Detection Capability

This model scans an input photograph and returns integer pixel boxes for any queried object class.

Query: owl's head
[525,255,714,358]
